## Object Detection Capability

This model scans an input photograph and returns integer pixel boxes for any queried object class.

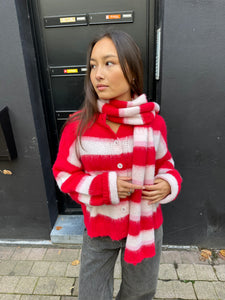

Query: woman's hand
[117,177,143,199]
[142,178,171,204]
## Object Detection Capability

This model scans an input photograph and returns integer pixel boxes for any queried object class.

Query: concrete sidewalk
[0,244,224,300]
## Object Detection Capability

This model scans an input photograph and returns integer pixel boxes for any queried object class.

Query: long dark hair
[66,30,144,137]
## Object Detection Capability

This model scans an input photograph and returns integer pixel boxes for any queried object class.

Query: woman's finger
[142,190,158,197]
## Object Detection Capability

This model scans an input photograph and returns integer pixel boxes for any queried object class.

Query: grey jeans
[78,226,163,300]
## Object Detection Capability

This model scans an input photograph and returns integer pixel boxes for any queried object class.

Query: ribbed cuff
[108,172,120,205]
[155,173,179,204]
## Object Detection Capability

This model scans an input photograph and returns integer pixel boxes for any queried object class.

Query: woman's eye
[106,61,114,66]
[90,64,96,69]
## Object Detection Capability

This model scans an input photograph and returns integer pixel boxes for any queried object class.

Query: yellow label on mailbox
[60,17,76,23]
[64,69,78,74]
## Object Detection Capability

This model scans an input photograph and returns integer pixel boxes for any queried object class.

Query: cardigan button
[117,163,123,169]
[121,207,127,213]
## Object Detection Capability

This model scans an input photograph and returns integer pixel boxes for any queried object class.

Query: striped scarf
[97,94,161,265]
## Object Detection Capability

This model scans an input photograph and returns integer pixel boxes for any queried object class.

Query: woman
[53,30,182,300]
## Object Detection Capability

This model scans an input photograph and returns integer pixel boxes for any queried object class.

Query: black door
[29,0,159,214]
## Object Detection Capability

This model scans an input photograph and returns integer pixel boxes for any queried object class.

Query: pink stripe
[132,179,143,185]
[125,239,154,251]
[134,141,148,147]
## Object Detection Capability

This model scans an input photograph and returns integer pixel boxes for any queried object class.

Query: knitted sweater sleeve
[154,116,182,204]
[52,122,120,206]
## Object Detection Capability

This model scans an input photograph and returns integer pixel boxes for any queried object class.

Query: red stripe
[133,147,148,165]
[82,153,133,172]
[124,243,156,265]
[102,103,121,116]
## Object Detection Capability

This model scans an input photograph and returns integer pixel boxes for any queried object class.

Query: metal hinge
[155,28,161,80]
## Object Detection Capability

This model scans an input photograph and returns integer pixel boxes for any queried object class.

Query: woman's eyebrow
[90,54,117,61]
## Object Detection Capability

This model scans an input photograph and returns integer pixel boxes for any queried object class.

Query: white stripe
[129,201,158,222]
[80,136,133,156]
[123,115,144,125]
[126,229,154,251]
[133,127,148,143]
[56,171,71,189]
[97,99,109,112]
[108,172,120,204]
[144,165,155,185]
[133,128,155,148]
[156,134,167,159]
[78,193,91,205]
[97,101,105,112]
[157,168,171,174]
[156,173,179,204]
[129,201,141,221]
[129,94,147,106]
[153,130,161,150]
[86,201,129,219]
[168,157,175,166]
[67,141,82,167]
[132,165,146,185]
[76,176,93,194]
[119,106,140,117]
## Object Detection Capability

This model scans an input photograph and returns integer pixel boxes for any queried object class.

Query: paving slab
[0,261,17,276]
[158,264,178,280]
[214,264,225,281]
[43,249,80,262]
[72,278,79,296]
[177,264,197,281]
[21,296,60,300]
[47,262,68,277]
[65,263,80,278]
[0,247,15,260]
[13,261,34,276]
[30,261,51,277]
[173,281,196,299]
[213,281,225,299]
[194,281,218,300]
[193,264,217,281]
[180,250,205,264]
[61,297,78,300]
[155,280,196,299]
[53,277,75,296]
[0,276,20,293]
[33,277,57,295]
[11,248,31,260]
[27,248,47,261]
[161,250,182,264]
[0,295,21,300]
[14,276,38,294]
[113,278,121,297]
[114,261,122,279]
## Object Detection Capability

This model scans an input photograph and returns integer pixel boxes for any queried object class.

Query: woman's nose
[95,66,104,80]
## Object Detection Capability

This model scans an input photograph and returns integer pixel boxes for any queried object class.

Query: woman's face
[90,37,131,101]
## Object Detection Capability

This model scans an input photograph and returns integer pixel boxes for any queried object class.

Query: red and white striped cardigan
[53,94,182,265]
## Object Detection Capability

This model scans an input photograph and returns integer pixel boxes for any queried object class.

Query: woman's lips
[96,84,108,91]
